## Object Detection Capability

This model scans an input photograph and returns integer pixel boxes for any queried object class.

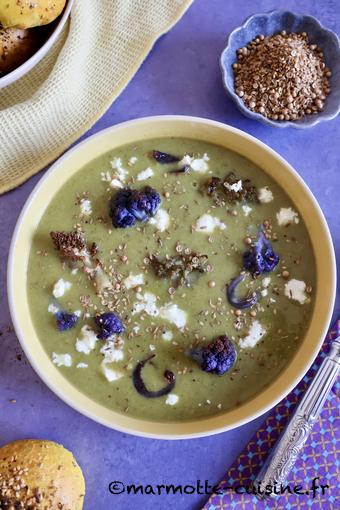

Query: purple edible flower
[152,150,180,164]
[187,335,237,375]
[109,187,161,228]
[55,311,79,331]
[243,231,279,276]
[95,312,124,340]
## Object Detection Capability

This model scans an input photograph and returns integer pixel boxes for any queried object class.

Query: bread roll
[0,439,85,509]
[0,26,40,76]
[0,0,67,29]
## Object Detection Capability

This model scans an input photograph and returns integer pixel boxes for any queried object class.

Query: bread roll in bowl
[0,0,66,29]
[0,439,85,509]
[0,26,39,76]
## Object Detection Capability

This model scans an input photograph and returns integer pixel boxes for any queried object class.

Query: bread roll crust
[0,1,67,29]
[0,439,85,509]
[0,26,39,76]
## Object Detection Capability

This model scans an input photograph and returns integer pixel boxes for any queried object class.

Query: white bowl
[0,0,74,89]
[8,116,336,439]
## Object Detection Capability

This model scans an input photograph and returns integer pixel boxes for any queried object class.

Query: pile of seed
[232,31,332,121]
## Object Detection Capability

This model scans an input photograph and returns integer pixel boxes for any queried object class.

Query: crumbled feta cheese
[132,325,140,334]
[162,330,173,341]
[128,156,138,166]
[225,180,242,192]
[124,273,145,290]
[52,353,72,367]
[242,205,252,216]
[80,198,92,216]
[258,187,274,203]
[179,153,210,173]
[159,303,187,329]
[239,321,266,349]
[194,214,226,234]
[132,292,159,317]
[76,325,98,355]
[149,344,156,351]
[276,207,299,226]
[101,361,124,382]
[74,310,81,317]
[137,167,154,181]
[100,339,124,363]
[165,393,179,406]
[284,279,308,304]
[76,363,88,369]
[261,289,268,297]
[94,267,112,293]
[101,171,112,182]
[109,178,124,189]
[71,268,79,275]
[149,208,170,232]
[262,277,271,288]
[52,279,72,298]
[48,303,59,314]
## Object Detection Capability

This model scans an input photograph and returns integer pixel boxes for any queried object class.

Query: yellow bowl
[7,116,336,439]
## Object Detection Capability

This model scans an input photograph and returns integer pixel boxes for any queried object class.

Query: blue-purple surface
[0,1,339,509]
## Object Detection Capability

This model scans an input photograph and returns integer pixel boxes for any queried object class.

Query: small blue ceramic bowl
[220,10,340,128]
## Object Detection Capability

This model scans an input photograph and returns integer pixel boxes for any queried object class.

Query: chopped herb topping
[205,171,258,205]
[149,250,209,287]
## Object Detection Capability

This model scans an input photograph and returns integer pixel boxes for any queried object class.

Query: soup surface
[27,138,315,421]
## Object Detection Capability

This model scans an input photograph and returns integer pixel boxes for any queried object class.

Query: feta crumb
[132,292,159,317]
[159,303,187,329]
[100,339,124,363]
[124,273,145,290]
[128,156,138,166]
[261,289,268,297]
[76,325,98,355]
[109,178,124,189]
[276,207,299,226]
[258,187,274,203]
[225,180,243,192]
[52,279,72,298]
[132,325,140,334]
[284,279,308,304]
[179,153,210,173]
[165,393,179,406]
[76,363,88,369]
[101,361,124,382]
[74,310,81,317]
[48,303,59,314]
[137,167,154,181]
[52,353,72,367]
[239,321,266,349]
[71,268,79,275]
[242,205,252,216]
[262,277,271,288]
[80,198,92,216]
[162,330,173,341]
[194,214,226,234]
[149,208,170,232]
[149,344,156,351]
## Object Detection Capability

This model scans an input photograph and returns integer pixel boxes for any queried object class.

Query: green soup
[27,138,315,421]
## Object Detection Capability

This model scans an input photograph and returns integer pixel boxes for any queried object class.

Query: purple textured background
[0,1,339,509]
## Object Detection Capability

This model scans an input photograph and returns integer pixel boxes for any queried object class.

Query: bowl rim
[7,115,337,439]
[0,0,74,89]
[220,9,340,129]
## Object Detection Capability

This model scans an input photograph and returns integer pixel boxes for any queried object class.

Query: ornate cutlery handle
[253,338,340,499]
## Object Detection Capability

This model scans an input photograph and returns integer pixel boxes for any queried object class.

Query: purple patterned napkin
[203,319,340,510]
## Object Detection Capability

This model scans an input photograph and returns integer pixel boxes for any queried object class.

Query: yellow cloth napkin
[0,0,193,194]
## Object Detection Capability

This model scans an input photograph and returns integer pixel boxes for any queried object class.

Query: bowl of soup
[7,116,336,438]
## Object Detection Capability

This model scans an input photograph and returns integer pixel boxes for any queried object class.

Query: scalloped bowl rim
[220,10,340,128]
[0,0,74,89]
[7,115,336,439]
